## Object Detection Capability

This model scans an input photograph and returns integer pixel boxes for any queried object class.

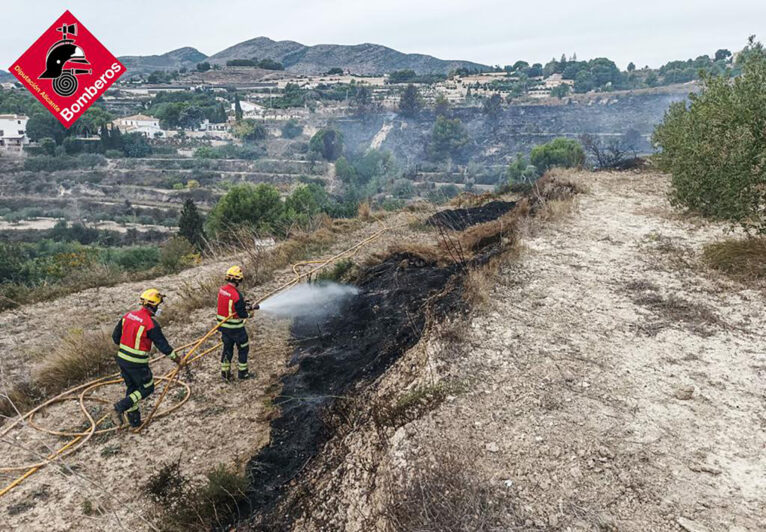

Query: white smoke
[258,282,359,319]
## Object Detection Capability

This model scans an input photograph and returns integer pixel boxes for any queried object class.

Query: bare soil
[391,171,765,531]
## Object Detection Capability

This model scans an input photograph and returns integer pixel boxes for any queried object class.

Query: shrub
[703,237,766,280]
[309,128,344,161]
[529,137,585,172]
[160,236,200,273]
[231,119,267,142]
[145,461,249,531]
[428,116,470,162]
[653,37,766,231]
[384,450,518,531]
[281,119,303,139]
[205,183,285,236]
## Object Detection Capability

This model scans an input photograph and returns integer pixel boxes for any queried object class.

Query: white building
[0,114,29,153]
[111,114,165,137]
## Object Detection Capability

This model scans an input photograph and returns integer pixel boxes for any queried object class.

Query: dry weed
[703,237,766,281]
[383,449,519,531]
[357,201,371,221]
[33,328,115,396]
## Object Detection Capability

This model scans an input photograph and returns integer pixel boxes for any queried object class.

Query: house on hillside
[111,114,165,137]
[0,114,29,153]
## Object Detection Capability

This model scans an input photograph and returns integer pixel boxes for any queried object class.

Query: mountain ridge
[119,37,488,75]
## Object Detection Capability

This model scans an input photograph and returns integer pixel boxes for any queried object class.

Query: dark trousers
[220,328,249,373]
[115,357,155,413]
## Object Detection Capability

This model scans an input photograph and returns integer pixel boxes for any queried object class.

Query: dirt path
[397,171,765,530]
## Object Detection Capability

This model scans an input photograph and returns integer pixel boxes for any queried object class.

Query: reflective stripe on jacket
[117,307,155,363]
[217,284,247,329]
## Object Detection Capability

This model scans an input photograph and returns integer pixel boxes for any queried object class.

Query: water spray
[258,282,359,319]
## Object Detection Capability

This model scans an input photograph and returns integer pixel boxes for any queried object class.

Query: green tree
[398,84,422,117]
[714,49,732,62]
[39,137,56,155]
[234,93,243,121]
[232,119,267,142]
[627,62,636,72]
[309,128,344,161]
[206,183,285,236]
[653,37,766,231]
[325,67,344,75]
[574,70,595,93]
[178,199,206,248]
[284,184,328,226]
[506,154,538,183]
[428,116,470,162]
[197,62,210,72]
[178,105,206,130]
[122,133,152,158]
[530,138,585,172]
[550,84,571,98]
[26,113,66,144]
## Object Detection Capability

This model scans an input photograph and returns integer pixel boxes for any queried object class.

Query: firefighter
[217,266,258,381]
[111,289,179,428]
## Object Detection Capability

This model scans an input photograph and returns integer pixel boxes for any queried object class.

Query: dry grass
[703,237,766,281]
[383,449,519,531]
[627,280,724,336]
[448,190,498,208]
[1,328,115,419]
[357,201,371,221]
[461,258,504,310]
[33,328,116,395]
[145,461,249,531]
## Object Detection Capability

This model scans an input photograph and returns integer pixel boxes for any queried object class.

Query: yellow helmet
[140,288,164,307]
[225,265,244,281]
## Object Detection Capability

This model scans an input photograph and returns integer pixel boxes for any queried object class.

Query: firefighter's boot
[126,410,142,428]
[111,403,126,427]
[221,369,232,381]
[238,370,251,380]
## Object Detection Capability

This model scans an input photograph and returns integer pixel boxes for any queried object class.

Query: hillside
[1,171,763,530]
[119,36,489,75]
[118,46,208,74]
[0,69,13,83]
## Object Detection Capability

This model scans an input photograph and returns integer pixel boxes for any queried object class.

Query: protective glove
[168,351,181,365]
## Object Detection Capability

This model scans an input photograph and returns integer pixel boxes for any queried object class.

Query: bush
[653,37,766,231]
[529,137,585,172]
[160,236,200,273]
[194,144,264,160]
[281,119,303,139]
[145,461,249,531]
[206,183,285,236]
[428,116,470,162]
[231,119,267,142]
[309,128,344,161]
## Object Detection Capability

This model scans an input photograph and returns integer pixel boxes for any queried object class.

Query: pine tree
[234,93,243,122]
[178,199,206,248]
[398,84,422,118]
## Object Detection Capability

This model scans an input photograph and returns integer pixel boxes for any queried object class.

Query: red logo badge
[9,10,126,128]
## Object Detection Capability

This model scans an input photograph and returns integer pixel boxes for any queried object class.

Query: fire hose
[0,222,388,498]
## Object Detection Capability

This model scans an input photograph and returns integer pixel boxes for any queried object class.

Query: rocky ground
[285,171,764,531]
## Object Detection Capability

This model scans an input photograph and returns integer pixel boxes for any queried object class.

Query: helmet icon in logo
[38,23,92,97]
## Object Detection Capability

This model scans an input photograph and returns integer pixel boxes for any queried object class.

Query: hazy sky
[2,1,764,70]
